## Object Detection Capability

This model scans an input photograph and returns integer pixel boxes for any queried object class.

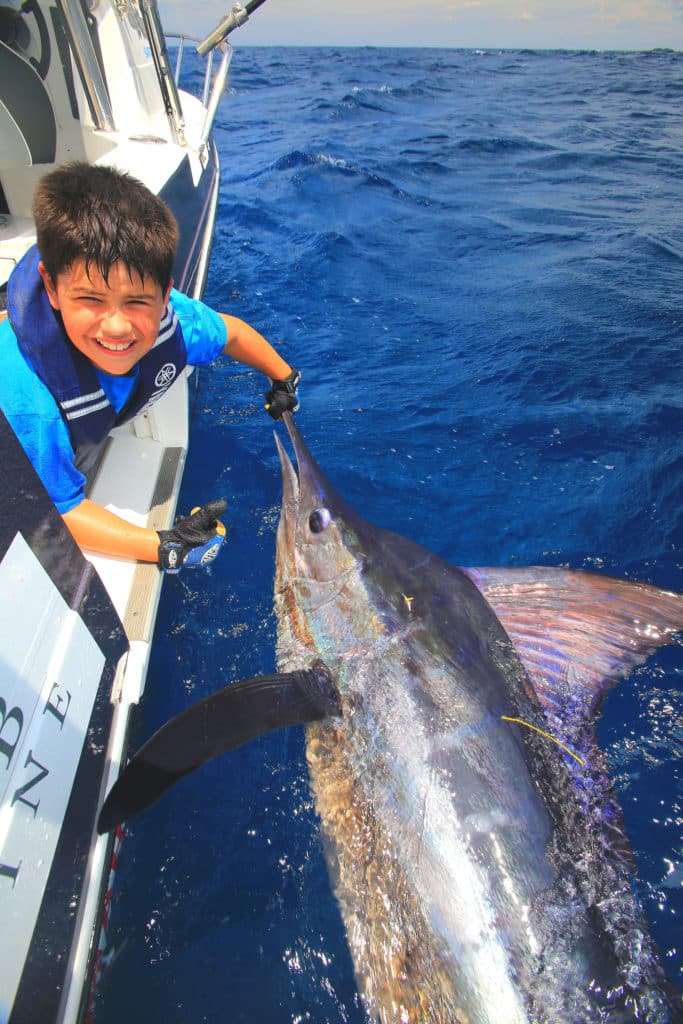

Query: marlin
[99,415,683,1024]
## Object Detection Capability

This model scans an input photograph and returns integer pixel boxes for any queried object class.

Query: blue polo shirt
[0,289,226,513]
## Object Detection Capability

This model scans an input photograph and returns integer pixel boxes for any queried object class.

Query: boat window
[0,40,57,165]
[114,1,167,122]
[0,6,32,52]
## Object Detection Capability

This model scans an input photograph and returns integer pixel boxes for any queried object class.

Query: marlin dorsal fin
[462,567,683,720]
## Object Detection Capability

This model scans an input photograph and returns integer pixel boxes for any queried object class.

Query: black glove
[265,368,301,419]
[157,499,227,574]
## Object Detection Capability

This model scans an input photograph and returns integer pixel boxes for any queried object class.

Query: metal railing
[156,1,269,151]
[166,32,233,150]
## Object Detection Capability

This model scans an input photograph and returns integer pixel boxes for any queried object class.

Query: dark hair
[33,161,179,292]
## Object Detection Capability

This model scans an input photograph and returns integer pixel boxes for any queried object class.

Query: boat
[0,2,267,1020]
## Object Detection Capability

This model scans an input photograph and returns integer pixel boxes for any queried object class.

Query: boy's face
[38,259,172,376]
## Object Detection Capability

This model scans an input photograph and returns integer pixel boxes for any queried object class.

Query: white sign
[0,533,106,1021]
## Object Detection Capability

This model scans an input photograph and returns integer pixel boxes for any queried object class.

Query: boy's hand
[265,368,300,419]
[158,499,227,574]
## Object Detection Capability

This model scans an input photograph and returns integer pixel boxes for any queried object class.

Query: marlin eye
[309,507,332,533]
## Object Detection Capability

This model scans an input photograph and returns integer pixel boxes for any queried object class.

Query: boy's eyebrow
[71,283,157,300]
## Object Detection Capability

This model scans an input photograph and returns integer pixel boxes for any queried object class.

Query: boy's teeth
[98,339,134,352]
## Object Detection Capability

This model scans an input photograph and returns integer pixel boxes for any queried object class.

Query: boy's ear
[163,278,173,306]
[38,261,60,310]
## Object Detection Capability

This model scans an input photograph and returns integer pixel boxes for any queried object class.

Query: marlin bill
[99,415,683,1023]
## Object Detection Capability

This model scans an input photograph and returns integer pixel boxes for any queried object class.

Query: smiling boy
[0,162,300,570]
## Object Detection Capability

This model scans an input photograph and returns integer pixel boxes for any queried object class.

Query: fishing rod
[196,0,270,57]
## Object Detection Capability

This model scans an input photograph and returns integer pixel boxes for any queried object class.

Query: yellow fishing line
[501,716,585,766]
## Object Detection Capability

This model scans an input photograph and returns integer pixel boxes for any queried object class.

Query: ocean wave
[640,233,683,261]
[457,135,552,155]
[339,89,391,113]
[274,150,355,173]
[270,149,429,209]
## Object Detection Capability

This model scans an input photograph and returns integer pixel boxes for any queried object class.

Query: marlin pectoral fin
[97,665,339,834]
[463,566,683,718]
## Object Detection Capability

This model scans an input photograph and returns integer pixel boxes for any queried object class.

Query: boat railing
[163,1,269,149]
[166,31,233,151]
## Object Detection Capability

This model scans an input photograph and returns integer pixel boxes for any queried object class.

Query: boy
[0,162,300,571]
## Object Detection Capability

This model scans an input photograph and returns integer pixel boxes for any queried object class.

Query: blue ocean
[96,47,683,1022]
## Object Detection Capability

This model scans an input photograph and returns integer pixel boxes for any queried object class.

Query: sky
[158,0,683,50]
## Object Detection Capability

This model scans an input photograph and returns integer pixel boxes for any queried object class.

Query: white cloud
[595,0,675,20]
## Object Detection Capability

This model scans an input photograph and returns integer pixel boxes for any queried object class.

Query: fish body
[274,418,683,1024]
[98,417,683,1024]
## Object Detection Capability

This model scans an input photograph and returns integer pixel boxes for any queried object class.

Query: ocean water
[96,47,683,1022]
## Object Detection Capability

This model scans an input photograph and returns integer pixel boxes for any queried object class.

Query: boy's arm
[62,499,160,561]
[219,314,293,380]
[62,498,227,573]
[219,314,300,418]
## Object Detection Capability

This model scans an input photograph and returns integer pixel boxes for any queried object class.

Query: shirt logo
[155,363,177,388]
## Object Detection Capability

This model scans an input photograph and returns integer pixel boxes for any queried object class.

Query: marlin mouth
[274,417,301,574]
[275,413,354,536]
[274,416,300,513]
